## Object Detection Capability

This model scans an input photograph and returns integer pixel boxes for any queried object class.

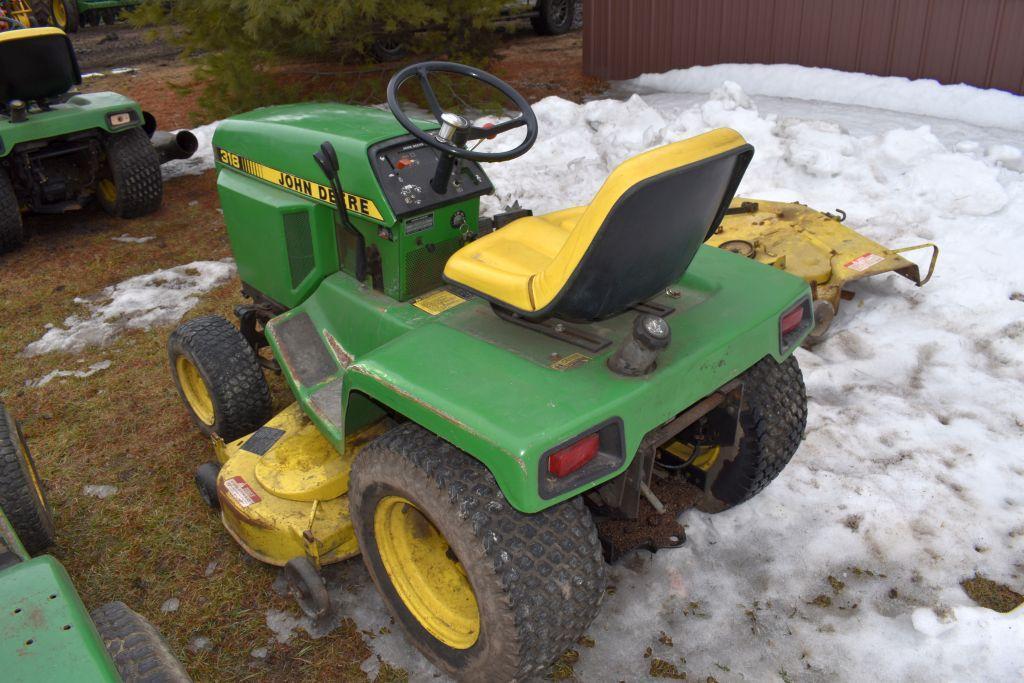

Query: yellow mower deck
[212,404,387,567]
[712,199,938,333]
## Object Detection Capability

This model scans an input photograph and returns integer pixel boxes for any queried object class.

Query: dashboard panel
[368,135,494,218]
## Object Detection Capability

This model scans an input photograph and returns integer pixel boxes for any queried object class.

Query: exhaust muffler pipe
[151,129,199,165]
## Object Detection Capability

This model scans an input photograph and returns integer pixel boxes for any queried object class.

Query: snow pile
[474,76,1024,679]
[28,360,112,388]
[111,234,156,244]
[162,121,219,179]
[630,63,1024,132]
[24,260,235,356]
[82,484,118,499]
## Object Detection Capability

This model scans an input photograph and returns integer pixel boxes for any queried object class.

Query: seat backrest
[0,27,81,104]
[532,128,753,321]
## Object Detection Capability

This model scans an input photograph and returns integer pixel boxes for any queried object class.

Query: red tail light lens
[780,304,805,335]
[548,433,600,478]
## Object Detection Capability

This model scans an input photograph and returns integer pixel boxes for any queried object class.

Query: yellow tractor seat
[444,128,754,321]
[0,27,81,104]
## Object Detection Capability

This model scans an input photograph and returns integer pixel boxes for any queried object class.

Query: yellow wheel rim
[98,179,117,204]
[374,496,480,649]
[665,442,722,472]
[51,0,66,27]
[175,356,215,426]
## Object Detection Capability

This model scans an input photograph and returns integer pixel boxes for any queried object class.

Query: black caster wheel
[283,557,331,619]
[194,462,221,509]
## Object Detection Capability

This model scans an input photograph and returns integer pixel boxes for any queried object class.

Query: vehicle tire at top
[0,403,55,555]
[349,422,607,681]
[168,315,273,442]
[91,601,192,683]
[686,355,807,512]
[97,128,163,219]
[531,0,575,35]
[0,172,24,255]
[49,0,78,32]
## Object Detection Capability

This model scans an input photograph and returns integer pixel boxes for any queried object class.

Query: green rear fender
[340,247,811,513]
[0,92,145,157]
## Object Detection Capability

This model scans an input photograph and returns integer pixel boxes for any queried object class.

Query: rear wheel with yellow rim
[97,129,162,219]
[685,356,807,512]
[350,423,607,680]
[0,403,55,555]
[168,315,273,442]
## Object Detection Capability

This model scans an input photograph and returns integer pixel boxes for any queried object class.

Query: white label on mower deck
[224,476,261,508]
[844,252,885,272]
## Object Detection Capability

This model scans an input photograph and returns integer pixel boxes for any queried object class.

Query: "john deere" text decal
[215,146,383,221]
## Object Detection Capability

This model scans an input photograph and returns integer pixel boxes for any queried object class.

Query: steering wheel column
[386,61,539,196]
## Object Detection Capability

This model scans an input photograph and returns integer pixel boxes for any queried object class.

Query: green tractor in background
[169,62,811,679]
[0,27,196,254]
[47,0,137,32]
[0,403,191,682]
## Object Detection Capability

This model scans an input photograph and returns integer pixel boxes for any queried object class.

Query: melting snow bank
[475,82,1024,679]
[162,121,220,179]
[111,234,156,244]
[24,260,235,356]
[629,63,1024,132]
[28,360,112,388]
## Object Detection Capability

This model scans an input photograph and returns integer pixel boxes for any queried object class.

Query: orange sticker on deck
[224,476,261,508]
[844,252,885,272]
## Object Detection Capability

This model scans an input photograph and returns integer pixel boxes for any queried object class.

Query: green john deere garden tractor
[168,62,811,679]
[0,403,191,682]
[0,27,197,254]
[47,0,137,33]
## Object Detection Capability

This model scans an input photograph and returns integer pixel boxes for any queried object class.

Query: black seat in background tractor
[0,27,81,105]
[444,128,754,321]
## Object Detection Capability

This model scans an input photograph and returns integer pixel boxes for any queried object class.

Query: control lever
[314,141,367,284]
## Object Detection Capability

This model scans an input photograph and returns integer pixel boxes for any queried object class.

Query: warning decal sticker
[844,252,885,272]
[224,476,261,508]
[413,289,467,316]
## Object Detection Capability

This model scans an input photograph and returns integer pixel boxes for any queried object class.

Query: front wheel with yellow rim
[49,0,78,32]
[350,423,607,680]
[0,403,55,555]
[168,315,272,442]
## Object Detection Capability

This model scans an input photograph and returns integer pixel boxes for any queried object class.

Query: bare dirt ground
[0,22,608,682]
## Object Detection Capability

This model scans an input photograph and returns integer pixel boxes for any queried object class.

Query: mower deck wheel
[194,462,221,509]
[168,315,273,442]
[0,172,24,254]
[97,128,162,219]
[282,557,331,620]
[689,355,807,512]
[91,601,192,683]
[349,422,606,680]
[0,404,55,555]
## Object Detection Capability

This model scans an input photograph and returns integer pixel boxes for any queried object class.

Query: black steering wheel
[386,61,539,163]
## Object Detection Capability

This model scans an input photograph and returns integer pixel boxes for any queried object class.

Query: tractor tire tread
[0,404,54,554]
[697,355,807,510]
[0,172,24,254]
[101,128,162,219]
[350,423,606,681]
[168,316,272,442]
[91,601,191,683]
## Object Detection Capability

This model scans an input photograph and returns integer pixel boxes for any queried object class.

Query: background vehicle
[0,27,196,254]
[47,0,138,32]
[168,60,811,679]
[0,403,191,682]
